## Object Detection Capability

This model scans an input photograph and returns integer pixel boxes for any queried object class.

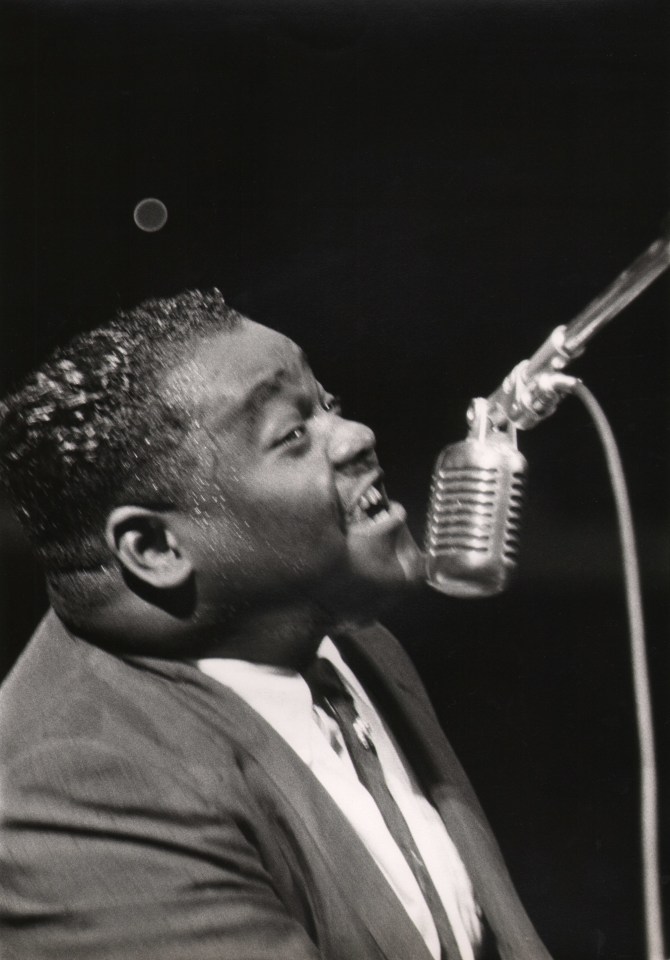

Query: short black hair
[0,289,245,573]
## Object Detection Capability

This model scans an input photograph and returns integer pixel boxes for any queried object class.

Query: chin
[306,513,425,623]
[346,520,426,597]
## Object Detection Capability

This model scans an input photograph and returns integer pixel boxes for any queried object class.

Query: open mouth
[348,478,393,526]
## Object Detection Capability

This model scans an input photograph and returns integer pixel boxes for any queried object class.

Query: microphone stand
[481,230,670,432]
[475,226,670,960]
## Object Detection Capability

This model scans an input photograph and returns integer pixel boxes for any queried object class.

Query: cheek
[247,466,341,530]
[188,450,347,573]
[223,479,346,570]
[255,487,343,551]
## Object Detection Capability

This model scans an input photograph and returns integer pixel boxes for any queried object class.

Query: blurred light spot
[133,198,168,232]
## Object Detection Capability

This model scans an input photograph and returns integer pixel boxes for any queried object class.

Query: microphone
[425,399,527,598]
[425,226,670,598]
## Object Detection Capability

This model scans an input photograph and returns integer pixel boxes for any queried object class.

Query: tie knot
[303,657,353,713]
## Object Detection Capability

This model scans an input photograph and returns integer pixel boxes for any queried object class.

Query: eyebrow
[210,353,314,433]
[243,370,292,424]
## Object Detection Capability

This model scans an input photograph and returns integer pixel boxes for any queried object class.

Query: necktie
[304,656,464,960]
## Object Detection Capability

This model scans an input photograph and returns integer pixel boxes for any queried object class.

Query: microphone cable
[571,380,665,960]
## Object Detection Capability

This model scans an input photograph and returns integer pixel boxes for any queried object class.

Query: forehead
[168,320,312,416]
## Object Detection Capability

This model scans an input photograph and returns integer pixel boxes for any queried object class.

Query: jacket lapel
[334,623,553,960]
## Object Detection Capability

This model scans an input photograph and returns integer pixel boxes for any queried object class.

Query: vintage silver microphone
[425,228,670,598]
[425,399,527,598]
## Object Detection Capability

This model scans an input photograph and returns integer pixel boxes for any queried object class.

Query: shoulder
[0,611,244,795]
[0,611,90,762]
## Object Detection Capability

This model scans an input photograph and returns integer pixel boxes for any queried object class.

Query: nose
[326,415,377,471]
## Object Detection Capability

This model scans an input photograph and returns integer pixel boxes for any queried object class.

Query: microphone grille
[425,437,527,597]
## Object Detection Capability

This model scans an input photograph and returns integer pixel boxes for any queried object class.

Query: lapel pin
[353,716,374,750]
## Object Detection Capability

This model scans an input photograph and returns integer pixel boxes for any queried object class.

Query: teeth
[351,482,391,523]
[346,479,394,526]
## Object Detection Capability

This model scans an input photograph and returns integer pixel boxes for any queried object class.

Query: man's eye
[321,396,342,414]
[278,425,307,446]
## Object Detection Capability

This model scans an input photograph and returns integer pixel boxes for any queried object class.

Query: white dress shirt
[197,638,482,960]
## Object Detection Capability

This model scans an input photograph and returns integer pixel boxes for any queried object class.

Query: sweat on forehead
[165,321,310,411]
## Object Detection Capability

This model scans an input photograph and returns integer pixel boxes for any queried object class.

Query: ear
[105,506,193,590]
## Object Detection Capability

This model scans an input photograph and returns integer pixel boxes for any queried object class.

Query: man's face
[167,320,424,618]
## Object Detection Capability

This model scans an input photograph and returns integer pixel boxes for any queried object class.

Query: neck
[52,573,367,668]
[197,606,336,670]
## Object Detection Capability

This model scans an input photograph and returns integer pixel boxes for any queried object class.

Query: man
[0,289,552,959]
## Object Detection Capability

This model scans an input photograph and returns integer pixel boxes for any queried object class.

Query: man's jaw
[340,472,425,589]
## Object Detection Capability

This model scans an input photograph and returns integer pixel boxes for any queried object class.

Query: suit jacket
[0,611,553,960]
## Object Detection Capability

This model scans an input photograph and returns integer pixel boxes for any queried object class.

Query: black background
[1,1,668,956]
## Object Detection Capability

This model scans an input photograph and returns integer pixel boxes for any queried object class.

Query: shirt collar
[196,639,339,767]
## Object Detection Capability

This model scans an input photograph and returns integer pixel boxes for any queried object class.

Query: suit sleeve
[0,738,323,960]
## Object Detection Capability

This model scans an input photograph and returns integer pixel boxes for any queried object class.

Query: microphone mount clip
[481,227,670,432]
[479,326,582,432]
